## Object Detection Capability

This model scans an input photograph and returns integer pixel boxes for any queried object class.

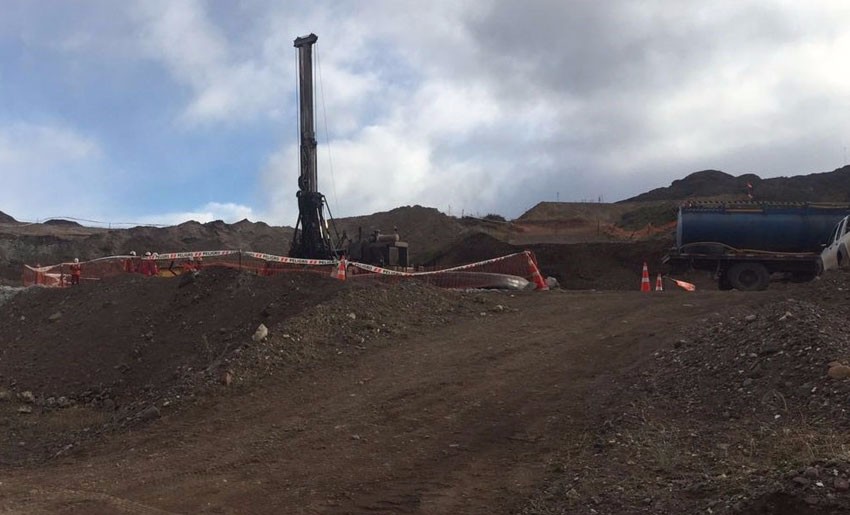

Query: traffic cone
[331,257,347,281]
[655,273,663,292]
[525,251,549,290]
[640,262,651,292]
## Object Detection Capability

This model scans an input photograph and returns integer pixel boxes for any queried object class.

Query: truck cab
[821,215,850,271]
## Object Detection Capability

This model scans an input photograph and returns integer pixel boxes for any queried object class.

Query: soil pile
[0,269,476,405]
[522,271,850,514]
[0,270,341,404]
[335,205,470,264]
[648,273,850,425]
[0,267,477,464]
[430,232,673,290]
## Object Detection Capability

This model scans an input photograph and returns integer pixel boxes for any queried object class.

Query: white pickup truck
[822,215,850,271]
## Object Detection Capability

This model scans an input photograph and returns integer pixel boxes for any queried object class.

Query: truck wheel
[839,246,848,269]
[727,263,770,291]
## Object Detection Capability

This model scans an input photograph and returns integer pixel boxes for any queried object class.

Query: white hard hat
[74,258,79,263]
[144,251,151,257]
[130,251,137,256]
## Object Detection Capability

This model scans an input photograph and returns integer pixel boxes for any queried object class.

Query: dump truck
[663,202,850,291]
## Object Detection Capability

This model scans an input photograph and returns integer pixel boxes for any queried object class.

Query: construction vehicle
[821,214,850,271]
[664,202,850,291]
[289,33,337,260]
[344,227,409,268]
[288,33,409,268]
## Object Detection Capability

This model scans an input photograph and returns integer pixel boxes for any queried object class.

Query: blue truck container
[665,202,850,290]
[677,204,847,253]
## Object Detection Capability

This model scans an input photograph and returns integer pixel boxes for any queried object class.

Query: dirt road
[0,288,745,514]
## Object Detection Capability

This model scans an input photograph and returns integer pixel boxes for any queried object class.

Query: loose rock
[252,323,269,342]
[827,363,850,380]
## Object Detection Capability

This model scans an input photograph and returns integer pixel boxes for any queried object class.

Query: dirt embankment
[522,270,850,514]
[0,269,480,465]
[0,266,849,513]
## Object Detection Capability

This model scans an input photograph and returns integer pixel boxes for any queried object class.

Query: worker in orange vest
[140,251,159,276]
[149,253,159,276]
[124,251,139,273]
[70,258,82,286]
[182,258,197,274]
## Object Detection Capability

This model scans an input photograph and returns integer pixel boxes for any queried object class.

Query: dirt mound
[0,267,478,464]
[43,219,82,227]
[627,273,850,511]
[648,274,850,425]
[531,240,672,289]
[520,273,850,513]
[512,201,679,245]
[427,232,674,290]
[426,232,516,267]
[335,205,469,264]
[0,269,343,404]
[0,211,16,224]
[517,201,640,222]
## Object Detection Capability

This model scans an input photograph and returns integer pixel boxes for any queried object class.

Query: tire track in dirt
[0,290,748,514]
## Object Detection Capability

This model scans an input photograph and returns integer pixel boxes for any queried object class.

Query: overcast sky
[2,0,849,226]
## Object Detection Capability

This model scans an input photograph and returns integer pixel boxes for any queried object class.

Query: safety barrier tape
[25,250,533,278]
[347,251,530,277]
[152,250,238,260]
[241,252,336,266]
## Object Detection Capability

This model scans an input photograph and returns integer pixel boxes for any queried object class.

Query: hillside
[0,207,476,283]
[4,163,850,286]
[627,165,850,203]
[0,211,16,224]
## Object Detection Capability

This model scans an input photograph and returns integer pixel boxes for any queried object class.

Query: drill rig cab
[345,226,409,268]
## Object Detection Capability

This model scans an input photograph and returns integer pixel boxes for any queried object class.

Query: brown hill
[0,220,291,284]
[627,165,850,203]
[0,207,474,284]
[0,211,17,224]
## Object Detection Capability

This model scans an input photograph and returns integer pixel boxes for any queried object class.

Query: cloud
[0,122,101,169]
[132,0,284,124]
[7,1,850,227]
[135,202,259,226]
[0,121,109,220]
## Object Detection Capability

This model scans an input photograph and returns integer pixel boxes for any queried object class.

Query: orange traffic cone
[655,273,663,292]
[525,251,549,290]
[331,257,347,281]
[640,262,651,292]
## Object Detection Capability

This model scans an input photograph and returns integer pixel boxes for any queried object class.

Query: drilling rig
[288,33,409,268]
[289,33,337,260]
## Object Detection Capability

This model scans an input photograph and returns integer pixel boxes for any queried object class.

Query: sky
[2,0,850,227]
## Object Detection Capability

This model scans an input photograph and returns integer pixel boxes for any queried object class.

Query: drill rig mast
[289,33,336,260]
